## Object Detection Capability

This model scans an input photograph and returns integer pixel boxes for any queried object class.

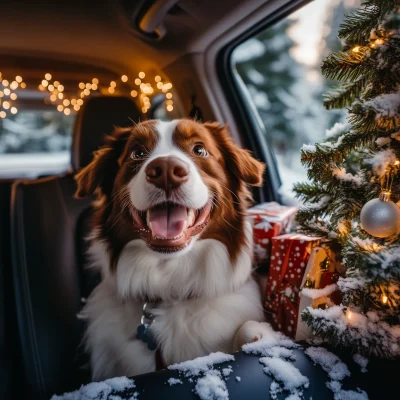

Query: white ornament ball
[360,197,400,238]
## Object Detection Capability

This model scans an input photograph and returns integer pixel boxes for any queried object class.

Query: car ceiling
[0,0,268,76]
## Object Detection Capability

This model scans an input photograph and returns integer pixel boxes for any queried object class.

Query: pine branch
[323,77,368,110]
[322,49,373,82]
[338,0,398,43]
[301,306,400,358]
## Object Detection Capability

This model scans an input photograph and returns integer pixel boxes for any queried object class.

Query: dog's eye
[193,144,208,157]
[130,147,145,160]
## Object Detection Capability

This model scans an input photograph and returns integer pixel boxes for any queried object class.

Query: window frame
[216,0,312,203]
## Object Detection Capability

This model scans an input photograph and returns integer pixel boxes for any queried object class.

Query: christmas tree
[294,0,400,357]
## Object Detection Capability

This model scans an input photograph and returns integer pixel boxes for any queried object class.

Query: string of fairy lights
[0,70,174,118]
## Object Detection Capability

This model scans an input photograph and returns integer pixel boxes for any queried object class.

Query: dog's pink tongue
[148,205,188,238]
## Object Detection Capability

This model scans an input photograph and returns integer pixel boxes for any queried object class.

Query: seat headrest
[71,96,141,171]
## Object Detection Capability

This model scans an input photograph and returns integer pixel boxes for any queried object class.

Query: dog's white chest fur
[83,223,265,380]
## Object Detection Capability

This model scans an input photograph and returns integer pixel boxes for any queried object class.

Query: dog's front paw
[232,321,276,351]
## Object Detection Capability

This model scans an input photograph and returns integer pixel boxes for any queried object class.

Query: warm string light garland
[0,70,174,118]
[0,73,26,118]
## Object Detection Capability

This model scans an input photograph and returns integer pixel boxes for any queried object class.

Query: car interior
[1,0,398,399]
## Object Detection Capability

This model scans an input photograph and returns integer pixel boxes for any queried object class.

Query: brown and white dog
[75,119,274,380]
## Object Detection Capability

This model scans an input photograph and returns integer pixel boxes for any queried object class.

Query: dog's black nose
[145,156,189,193]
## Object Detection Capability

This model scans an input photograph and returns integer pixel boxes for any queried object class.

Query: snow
[331,167,363,185]
[375,137,391,146]
[168,352,235,377]
[326,122,349,138]
[364,90,400,118]
[260,356,309,391]
[364,148,398,175]
[235,376,241,382]
[307,195,331,210]
[194,373,229,400]
[242,328,297,357]
[301,144,317,152]
[167,378,183,386]
[221,366,233,377]
[305,305,400,357]
[301,284,338,299]
[352,354,368,373]
[327,381,368,400]
[304,347,350,381]
[50,377,136,400]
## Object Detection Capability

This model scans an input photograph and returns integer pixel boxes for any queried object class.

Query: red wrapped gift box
[247,202,297,269]
[264,233,320,337]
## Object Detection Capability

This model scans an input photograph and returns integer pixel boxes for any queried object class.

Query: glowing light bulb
[140,83,146,90]
[86,83,91,89]
[0,111,6,118]
[20,82,26,88]
[15,76,22,83]
[0,91,3,97]
[382,295,388,304]
[10,107,17,114]
[130,90,138,97]
[64,108,71,115]
[108,87,115,94]
[84,88,90,96]
[10,81,18,90]
[73,104,80,111]
[57,105,64,112]
[79,82,85,89]
[121,75,128,82]
[92,78,99,85]
[376,38,384,45]
[165,83,172,90]
[91,83,98,90]
[58,93,64,99]
[352,46,360,53]
[156,82,163,89]
[346,310,352,320]
[166,100,173,106]
[2,80,9,87]
[50,94,57,102]
[4,88,10,96]
[71,99,76,105]
[58,85,64,92]
[63,99,70,106]
[48,85,55,92]
[139,72,145,79]
[141,106,147,113]
[54,81,60,87]
[394,161,400,166]
[155,75,161,82]
[10,93,17,100]
[45,73,52,80]
[135,78,141,85]
[77,99,83,106]
[2,101,10,109]
[38,84,45,91]
[110,81,116,87]
[166,93,172,99]
[42,80,49,87]
[167,105,174,112]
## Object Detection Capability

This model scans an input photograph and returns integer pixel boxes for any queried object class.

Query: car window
[0,85,75,178]
[231,0,360,203]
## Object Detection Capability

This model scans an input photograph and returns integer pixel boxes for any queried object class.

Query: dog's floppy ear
[204,122,265,186]
[75,127,131,198]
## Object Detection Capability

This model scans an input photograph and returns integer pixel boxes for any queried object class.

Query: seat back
[10,96,141,399]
